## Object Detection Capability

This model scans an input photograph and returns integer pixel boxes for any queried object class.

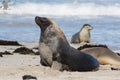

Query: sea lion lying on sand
[35,16,99,71]
[78,44,120,66]
[71,24,93,43]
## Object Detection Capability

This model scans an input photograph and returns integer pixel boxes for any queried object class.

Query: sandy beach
[0,42,120,80]
[1,0,120,79]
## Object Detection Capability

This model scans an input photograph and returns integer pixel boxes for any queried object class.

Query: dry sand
[0,42,120,80]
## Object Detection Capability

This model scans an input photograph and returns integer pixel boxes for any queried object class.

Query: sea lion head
[35,16,51,30]
[35,16,58,39]
[35,16,67,40]
[83,24,93,31]
[35,16,70,52]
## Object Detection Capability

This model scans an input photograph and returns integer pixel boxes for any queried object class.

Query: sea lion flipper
[39,43,53,66]
[51,61,62,70]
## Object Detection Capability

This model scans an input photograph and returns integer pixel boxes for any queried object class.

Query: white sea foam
[1,2,120,18]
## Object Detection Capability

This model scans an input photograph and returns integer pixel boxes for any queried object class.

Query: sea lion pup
[71,24,93,43]
[35,16,99,71]
[78,44,120,66]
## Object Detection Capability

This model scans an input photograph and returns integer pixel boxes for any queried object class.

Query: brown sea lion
[78,44,120,66]
[71,24,93,43]
[35,16,99,71]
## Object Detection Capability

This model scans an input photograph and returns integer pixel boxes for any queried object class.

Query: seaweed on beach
[0,51,13,55]
[22,75,37,80]
[0,40,22,46]
[0,54,3,57]
[13,47,36,55]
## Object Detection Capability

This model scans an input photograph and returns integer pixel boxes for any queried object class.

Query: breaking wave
[1,2,120,18]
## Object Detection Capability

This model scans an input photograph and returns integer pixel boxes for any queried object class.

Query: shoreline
[1,41,120,52]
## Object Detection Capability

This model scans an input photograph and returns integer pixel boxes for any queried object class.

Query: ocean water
[0,0,120,51]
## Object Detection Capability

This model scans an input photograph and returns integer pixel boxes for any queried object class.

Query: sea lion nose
[35,16,46,22]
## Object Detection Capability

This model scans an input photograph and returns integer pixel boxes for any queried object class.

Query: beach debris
[111,67,120,71]
[116,53,120,56]
[0,54,3,57]
[22,75,37,80]
[0,40,22,46]
[34,51,39,55]
[32,46,38,50]
[13,47,36,55]
[32,47,39,55]
[0,51,13,55]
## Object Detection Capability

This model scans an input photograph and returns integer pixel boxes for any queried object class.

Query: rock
[34,51,39,55]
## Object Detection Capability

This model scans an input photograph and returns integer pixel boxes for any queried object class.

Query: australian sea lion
[35,16,99,71]
[71,24,93,43]
[78,44,120,66]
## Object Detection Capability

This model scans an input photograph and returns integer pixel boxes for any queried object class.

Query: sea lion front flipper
[51,61,62,70]
[39,43,53,66]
